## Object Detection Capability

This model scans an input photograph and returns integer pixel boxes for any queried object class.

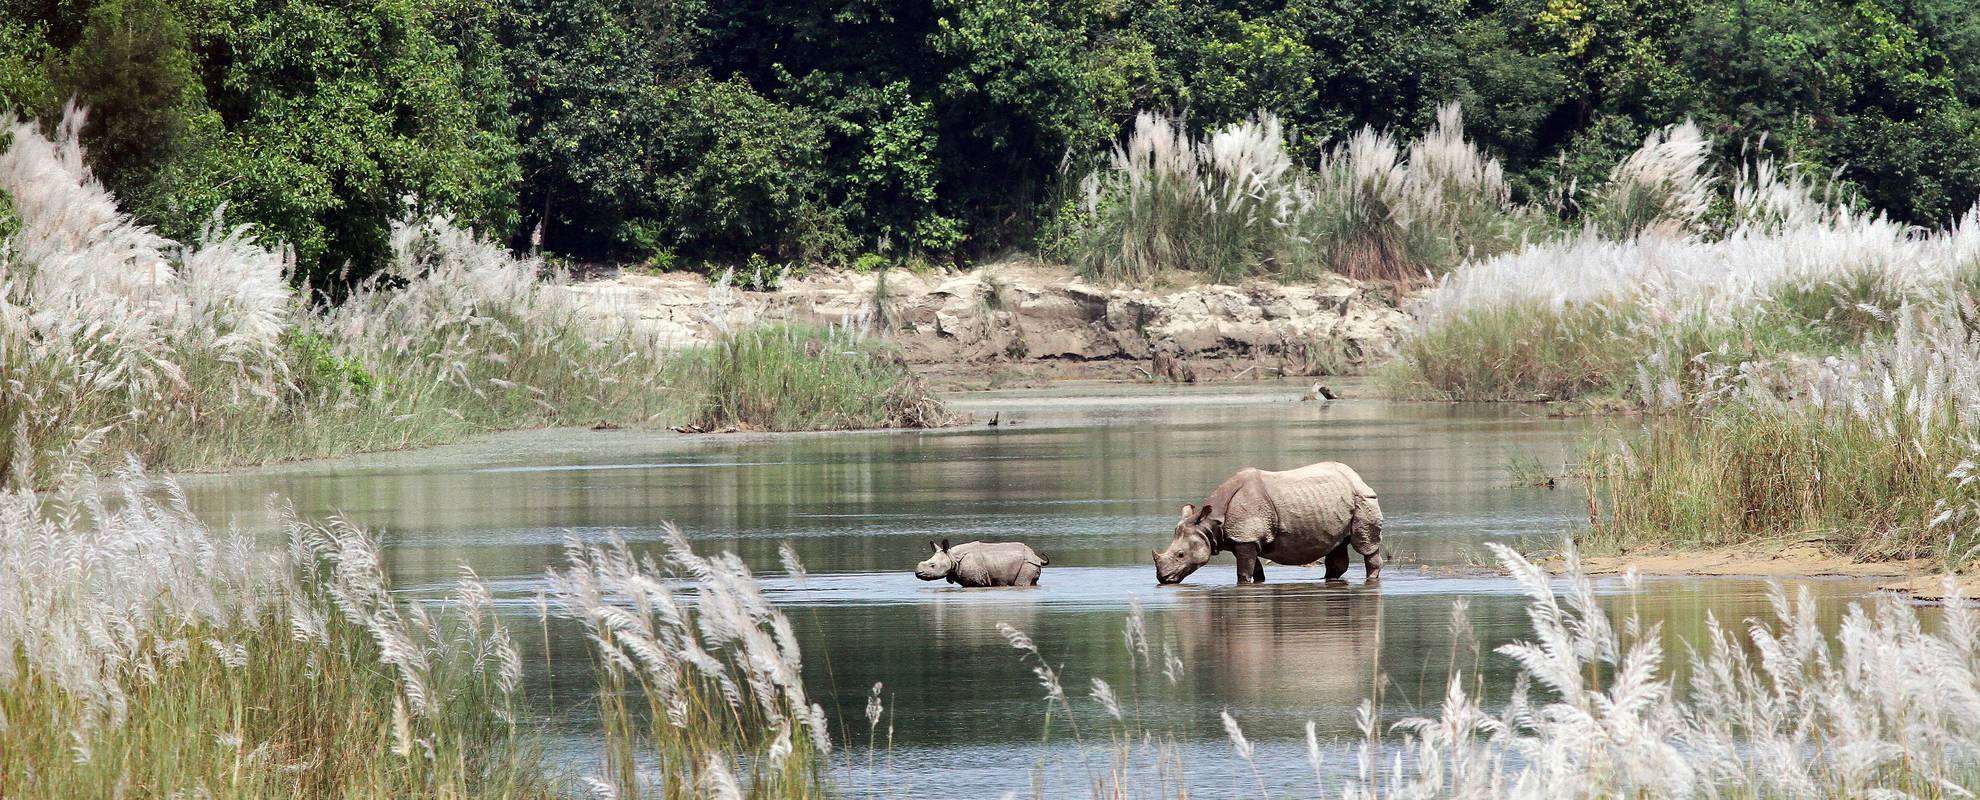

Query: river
[178,381,1886,798]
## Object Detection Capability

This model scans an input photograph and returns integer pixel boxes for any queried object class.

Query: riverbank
[0,117,957,488]
[1567,544,1980,602]
[562,261,1409,389]
[1567,543,1933,579]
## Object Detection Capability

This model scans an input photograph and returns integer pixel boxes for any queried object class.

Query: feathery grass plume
[1591,120,1715,240]
[1590,304,1980,561]
[548,526,827,799]
[1073,110,1306,283]
[1729,141,1846,233]
[1327,542,1980,797]
[0,460,550,799]
[0,108,292,484]
[779,541,809,586]
[1089,678,1122,722]
[1073,103,1537,284]
[1306,103,1534,282]
[1395,188,1971,404]
[1123,592,1148,667]
[0,107,691,485]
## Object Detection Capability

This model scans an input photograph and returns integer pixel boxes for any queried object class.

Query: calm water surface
[180,381,1886,798]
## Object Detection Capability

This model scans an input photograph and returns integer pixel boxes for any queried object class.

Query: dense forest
[2,0,1978,284]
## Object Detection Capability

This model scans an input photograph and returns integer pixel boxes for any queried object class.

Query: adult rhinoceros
[1153,462,1383,585]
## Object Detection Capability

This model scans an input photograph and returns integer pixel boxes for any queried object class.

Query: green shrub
[284,329,376,397]
[664,324,952,431]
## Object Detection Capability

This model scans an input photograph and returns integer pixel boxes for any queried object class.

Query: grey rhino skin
[1154,462,1383,585]
[915,539,1048,587]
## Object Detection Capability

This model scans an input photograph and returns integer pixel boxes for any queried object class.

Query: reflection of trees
[1169,584,1384,706]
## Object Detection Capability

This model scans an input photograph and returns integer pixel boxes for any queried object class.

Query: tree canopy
[3,0,1979,282]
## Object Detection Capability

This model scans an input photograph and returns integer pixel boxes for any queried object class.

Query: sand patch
[1554,543,1933,579]
[1549,544,1980,601]
[1876,574,1980,602]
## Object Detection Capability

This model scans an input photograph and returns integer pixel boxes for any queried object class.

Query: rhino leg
[1323,541,1351,581]
[1015,562,1042,586]
[1349,496,1385,581]
[1232,542,1262,584]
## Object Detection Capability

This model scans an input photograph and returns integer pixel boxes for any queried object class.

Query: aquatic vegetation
[1070,103,1539,284]
[551,526,830,798]
[664,321,953,432]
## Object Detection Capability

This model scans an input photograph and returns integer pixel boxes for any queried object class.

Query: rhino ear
[1178,503,1196,521]
[929,540,939,553]
[939,538,952,552]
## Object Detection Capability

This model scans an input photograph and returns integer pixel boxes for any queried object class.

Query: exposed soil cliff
[563,262,1409,387]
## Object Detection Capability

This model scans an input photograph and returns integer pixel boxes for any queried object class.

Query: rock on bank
[562,262,1408,385]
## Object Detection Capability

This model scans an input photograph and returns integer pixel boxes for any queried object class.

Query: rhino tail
[1029,550,1049,567]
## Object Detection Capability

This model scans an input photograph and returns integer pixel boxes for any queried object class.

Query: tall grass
[1587,120,1715,240]
[0,108,948,487]
[552,527,830,798]
[1071,103,1539,284]
[665,321,952,432]
[1588,307,1980,562]
[1395,166,1977,403]
[2,459,835,798]
[0,459,551,799]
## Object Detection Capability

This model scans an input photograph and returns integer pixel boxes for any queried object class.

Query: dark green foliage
[4,0,1980,281]
[285,330,377,398]
[54,0,204,199]
[0,16,55,117]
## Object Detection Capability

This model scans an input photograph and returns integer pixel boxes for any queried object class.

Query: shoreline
[1556,543,1975,601]
[164,375,1961,591]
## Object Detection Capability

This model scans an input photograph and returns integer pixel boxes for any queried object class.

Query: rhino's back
[957,541,1045,563]
[952,541,1048,585]
[1260,462,1373,541]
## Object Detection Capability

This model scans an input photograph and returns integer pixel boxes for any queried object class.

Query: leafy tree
[0,15,55,116]
[55,0,204,198]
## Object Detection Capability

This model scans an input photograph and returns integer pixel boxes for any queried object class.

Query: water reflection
[173,382,1894,797]
[1169,582,1381,704]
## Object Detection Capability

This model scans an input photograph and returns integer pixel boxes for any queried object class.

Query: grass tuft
[665,323,952,432]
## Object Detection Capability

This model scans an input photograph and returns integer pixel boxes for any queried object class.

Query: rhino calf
[914,539,1048,587]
